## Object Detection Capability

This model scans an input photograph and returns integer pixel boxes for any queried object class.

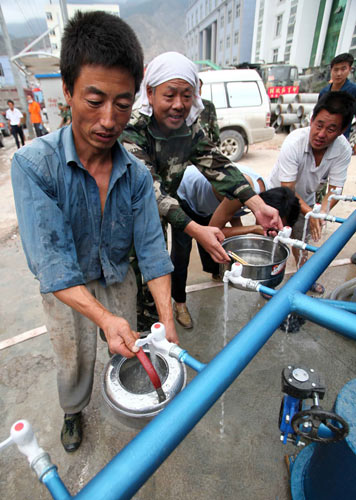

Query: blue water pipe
[41,468,72,500]
[67,211,356,500]
[178,350,206,372]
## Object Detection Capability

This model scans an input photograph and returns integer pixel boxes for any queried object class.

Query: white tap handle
[331,187,342,195]
[0,420,44,465]
[135,322,174,356]
[312,204,321,213]
[151,322,166,340]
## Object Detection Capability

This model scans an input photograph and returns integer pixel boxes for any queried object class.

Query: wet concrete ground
[1,134,356,499]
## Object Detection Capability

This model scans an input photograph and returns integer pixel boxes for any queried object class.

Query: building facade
[45,2,120,56]
[251,0,356,70]
[185,0,257,67]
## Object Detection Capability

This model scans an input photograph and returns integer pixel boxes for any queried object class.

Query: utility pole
[0,5,34,139]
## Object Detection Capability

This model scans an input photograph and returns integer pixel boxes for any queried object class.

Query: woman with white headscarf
[121,52,282,330]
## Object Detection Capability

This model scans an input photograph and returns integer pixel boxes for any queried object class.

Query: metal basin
[220,234,290,289]
[101,348,187,429]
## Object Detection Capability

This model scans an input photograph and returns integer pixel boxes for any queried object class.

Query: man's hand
[185,221,229,263]
[309,217,322,242]
[164,317,179,344]
[245,195,283,235]
[53,285,140,358]
[101,314,140,358]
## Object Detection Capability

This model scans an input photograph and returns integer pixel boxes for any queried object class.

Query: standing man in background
[6,99,25,149]
[319,53,356,140]
[27,94,45,137]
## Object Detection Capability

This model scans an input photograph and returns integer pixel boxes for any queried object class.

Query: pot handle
[136,348,166,402]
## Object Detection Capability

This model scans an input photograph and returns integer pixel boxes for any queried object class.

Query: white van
[199,69,274,162]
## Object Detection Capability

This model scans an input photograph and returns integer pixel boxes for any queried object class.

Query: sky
[0,0,122,27]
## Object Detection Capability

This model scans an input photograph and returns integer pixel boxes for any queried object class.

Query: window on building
[219,40,223,51]
[234,31,239,45]
[226,36,230,48]
[46,12,53,20]
[236,2,241,18]
[228,10,232,23]
[225,59,229,65]
[0,63,4,77]
[233,56,237,63]
[273,48,279,62]
[221,15,224,27]
[50,29,56,36]
[51,43,58,50]
[275,14,283,37]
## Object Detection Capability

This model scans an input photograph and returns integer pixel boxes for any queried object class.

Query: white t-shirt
[178,164,266,217]
[6,107,23,126]
[267,127,351,206]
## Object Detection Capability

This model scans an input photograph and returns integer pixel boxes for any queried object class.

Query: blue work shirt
[11,125,173,293]
[319,80,356,138]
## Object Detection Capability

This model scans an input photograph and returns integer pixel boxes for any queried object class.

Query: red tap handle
[136,348,161,389]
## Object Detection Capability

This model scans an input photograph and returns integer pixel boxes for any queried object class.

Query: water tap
[273,226,292,244]
[135,322,176,357]
[223,262,259,291]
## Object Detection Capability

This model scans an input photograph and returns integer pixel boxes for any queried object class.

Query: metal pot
[101,348,187,429]
[220,234,290,289]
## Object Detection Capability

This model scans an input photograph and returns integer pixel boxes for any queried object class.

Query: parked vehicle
[199,69,274,162]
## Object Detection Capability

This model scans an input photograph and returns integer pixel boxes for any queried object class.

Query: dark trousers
[171,198,219,303]
[33,123,44,137]
[11,125,25,148]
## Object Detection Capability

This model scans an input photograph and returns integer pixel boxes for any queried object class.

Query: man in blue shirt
[11,11,176,452]
[319,53,356,139]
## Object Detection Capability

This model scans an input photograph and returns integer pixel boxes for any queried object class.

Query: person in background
[6,99,25,149]
[265,91,354,294]
[173,164,299,303]
[57,101,71,128]
[198,78,220,146]
[319,53,356,140]
[11,11,176,453]
[120,52,282,329]
[26,94,45,137]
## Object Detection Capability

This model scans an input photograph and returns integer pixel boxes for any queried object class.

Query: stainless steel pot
[101,348,187,429]
[220,234,290,289]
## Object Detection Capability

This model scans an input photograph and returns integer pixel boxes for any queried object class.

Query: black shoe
[351,253,356,265]
[61,413,82,452]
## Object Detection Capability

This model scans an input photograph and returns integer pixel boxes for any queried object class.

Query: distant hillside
[119,0,189,62]
[0,0,189,63]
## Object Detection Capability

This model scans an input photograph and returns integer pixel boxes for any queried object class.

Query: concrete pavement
[1,133,356,499]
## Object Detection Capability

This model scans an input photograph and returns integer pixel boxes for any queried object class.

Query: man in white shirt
[6,99,25,149]
[267,91,354,293]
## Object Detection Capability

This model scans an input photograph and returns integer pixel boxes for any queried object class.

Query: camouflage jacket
[198,98,220,146]
[120,110,255,231]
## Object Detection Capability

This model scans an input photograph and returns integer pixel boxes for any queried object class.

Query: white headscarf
[136,52,204,126]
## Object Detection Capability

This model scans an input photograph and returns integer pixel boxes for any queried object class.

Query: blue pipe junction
[45,211,356,500]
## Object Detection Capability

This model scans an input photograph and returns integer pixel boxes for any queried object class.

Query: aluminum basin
[220,234,290,289]
[102,349,187,429]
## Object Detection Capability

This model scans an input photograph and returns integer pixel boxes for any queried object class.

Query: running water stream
[220,281,229,437]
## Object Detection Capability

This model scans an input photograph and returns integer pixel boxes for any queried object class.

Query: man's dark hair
[60,10,144,95]
[313,91,356,130]
[330,53,354,68]
[260,187,300,227]
[7,99,14,105]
